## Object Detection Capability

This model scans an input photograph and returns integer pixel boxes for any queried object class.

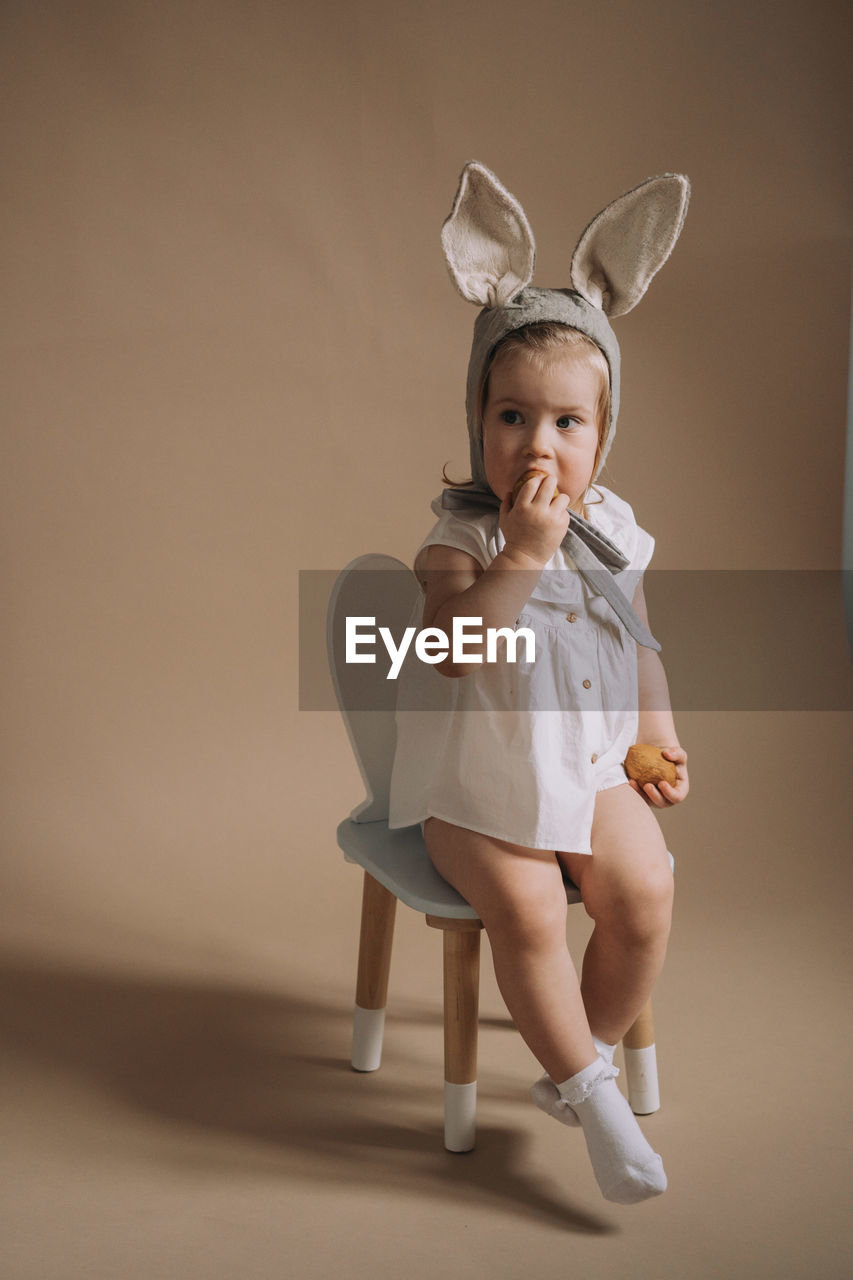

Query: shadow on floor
[0,950,612,1234]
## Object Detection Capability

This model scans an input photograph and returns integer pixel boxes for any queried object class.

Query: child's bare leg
[559,783,674,1046]
[425,815,667,1204]
[423,817,597,1081]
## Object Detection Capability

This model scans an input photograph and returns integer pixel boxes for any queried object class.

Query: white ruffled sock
[530,1072,582,1126]
[555,1058,667,1205]
[529,1036,618,1127]
[593,1036,618,1065]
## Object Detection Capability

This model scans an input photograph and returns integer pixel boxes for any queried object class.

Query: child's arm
[631,578,689,808]
[420,478,570,678]
[419,542,542,678]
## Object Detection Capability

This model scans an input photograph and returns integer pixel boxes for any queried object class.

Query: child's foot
[529,1037,616,1127]
[546,1058,667,1205]
[530,1074,581,1126]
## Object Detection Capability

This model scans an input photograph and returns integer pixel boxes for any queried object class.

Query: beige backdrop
[1,2,851,1278]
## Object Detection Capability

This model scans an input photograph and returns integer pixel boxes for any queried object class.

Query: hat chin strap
[440,487,660,651]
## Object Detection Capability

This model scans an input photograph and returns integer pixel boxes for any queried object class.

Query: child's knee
[587,862,673,944]
[485,882,568,949]
[631,867,674,941]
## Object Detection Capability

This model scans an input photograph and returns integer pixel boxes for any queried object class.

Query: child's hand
[628,746,689,809]
[498,473,571,568]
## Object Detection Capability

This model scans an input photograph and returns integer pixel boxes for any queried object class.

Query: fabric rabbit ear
[441,162,536,308]
[570,174,690,317]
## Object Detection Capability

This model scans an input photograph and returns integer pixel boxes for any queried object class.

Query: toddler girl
[389,163,690,1205]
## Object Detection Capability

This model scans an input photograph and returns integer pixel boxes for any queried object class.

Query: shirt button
[590,753,599,764]
[566,612,578,623]
[582,679,592,689]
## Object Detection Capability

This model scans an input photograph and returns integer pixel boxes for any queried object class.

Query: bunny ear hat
[441,161,690,493]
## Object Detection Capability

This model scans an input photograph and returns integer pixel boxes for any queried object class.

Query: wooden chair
[327,553,663,1152]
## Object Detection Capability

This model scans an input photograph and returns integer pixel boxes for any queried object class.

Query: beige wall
[1,3,852,1277]
[2,0,851,958]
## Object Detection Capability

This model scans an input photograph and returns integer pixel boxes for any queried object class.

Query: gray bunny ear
[570,174,690,317]
[441,162,535,308]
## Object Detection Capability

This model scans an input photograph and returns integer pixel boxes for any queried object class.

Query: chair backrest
[326,553,422,822]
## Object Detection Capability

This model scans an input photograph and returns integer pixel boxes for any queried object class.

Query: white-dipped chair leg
[426,915,483,1153]
[352,1005,386,1073]
[623,998,661,1115]
[444,1081,477,1152]
[352,872,397,1072]
[624,1043,661,1114]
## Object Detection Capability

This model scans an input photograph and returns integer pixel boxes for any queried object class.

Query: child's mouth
[511,469,556,505]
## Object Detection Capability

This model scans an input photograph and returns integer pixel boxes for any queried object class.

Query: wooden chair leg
[623,998,661,1115]
[352,872,397,1072]
[426,915,483,1153]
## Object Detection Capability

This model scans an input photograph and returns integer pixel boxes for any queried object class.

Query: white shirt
[388,486,655,854]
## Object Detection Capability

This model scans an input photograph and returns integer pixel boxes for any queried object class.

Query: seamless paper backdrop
[1,0,850,1049]
[1,3,851,1278]
[1,0,850,1083]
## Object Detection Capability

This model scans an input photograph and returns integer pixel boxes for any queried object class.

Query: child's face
[481,348,603,504]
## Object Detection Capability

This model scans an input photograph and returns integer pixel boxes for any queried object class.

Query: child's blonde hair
[445,322,611,517]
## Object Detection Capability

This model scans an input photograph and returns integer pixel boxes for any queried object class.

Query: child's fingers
[630,778,666,808]
[512,473,547,506]
[657,777,688,806]
[533,474,557,502]
[629,780,660,807]
[637,777,685,809]
[642,782,667,808]
[658,747,689,802]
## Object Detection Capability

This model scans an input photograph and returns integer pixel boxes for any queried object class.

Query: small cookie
[624,744,677,787]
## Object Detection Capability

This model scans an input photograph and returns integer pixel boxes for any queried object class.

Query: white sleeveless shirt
[388,486,654,854]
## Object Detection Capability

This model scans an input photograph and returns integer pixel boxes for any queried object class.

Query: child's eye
[500,410,523,425]
[556,415,580,430]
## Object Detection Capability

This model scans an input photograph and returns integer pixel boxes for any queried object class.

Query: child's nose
[524,419,554,456]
